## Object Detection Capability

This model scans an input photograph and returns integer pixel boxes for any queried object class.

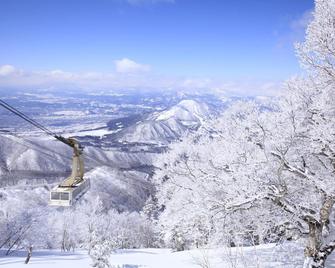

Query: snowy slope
[84,146,154,170]
[85,166,152,211]
[155,100,210,122]
[0,133,154,211]
[0,135,69,172]
[0,242,323,268]
[117,100,210,144]
[0,133,155,209]
[0,134,154,175]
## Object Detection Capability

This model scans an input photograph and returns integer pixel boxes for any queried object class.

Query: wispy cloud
[0,65,17,76]
[290,10,313,41]
[274,9,313,49]
[290,9,313,32]
[114,58,151,73]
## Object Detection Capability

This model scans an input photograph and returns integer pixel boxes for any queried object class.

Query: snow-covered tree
[153,102,285,249]
[90,232,113,268]
[273,0,335,265]
[0,190,48,254]
[154,1,335,267]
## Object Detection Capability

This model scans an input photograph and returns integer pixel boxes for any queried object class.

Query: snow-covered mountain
[86,166,151,211]
[0,133,154,182]
[0,99,212,186]
[0,135,69,172]
[114,99,211,144]
[0,134,155,172]
[0,133,154,211]
[0,98,214,211]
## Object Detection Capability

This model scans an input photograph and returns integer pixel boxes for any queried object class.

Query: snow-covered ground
[2,242,328,268]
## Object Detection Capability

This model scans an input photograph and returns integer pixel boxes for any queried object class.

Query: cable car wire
[2,133,72,162]
[0,99,56,137]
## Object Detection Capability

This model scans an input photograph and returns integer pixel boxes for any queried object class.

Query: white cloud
[274,9,313,49]
[0,64,281,96]
[0,65,16,76]
[48,69,74,79]
[114,58,151,73]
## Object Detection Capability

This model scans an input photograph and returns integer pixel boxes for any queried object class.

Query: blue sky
[0,0,314,94]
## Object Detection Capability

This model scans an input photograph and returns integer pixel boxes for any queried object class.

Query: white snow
[155,100,209,122]
[53,110,89,116]
[156,108,177,121]
[0,250,88,268]
[119,100,210,144]
[66,128,120,138]
[1,242,325,268]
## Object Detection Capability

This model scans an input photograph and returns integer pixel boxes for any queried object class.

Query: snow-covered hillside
[86,166,152,211]
[2,242,329,268]
[155,100,210,122]
[0,134,154,175]
[0,134,69,173]
[0,100,210,180]
[0,133,154,211]
[117,100,211,144]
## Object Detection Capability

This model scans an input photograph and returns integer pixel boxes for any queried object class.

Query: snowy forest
[1,0,335,267]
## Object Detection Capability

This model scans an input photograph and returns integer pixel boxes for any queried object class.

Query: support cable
[0,99,56,137]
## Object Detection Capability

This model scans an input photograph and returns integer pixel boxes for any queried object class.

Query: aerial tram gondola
[0,99,90,206]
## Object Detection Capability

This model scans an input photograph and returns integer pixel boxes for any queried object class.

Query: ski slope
[0,242,319,268]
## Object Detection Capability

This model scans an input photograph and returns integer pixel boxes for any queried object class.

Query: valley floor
[2,242,332,268]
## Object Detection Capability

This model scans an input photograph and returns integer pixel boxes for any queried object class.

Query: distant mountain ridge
[112,99,211,144]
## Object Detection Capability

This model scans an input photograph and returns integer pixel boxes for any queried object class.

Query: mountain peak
[118,99,210,145]
[155,99,209,122]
